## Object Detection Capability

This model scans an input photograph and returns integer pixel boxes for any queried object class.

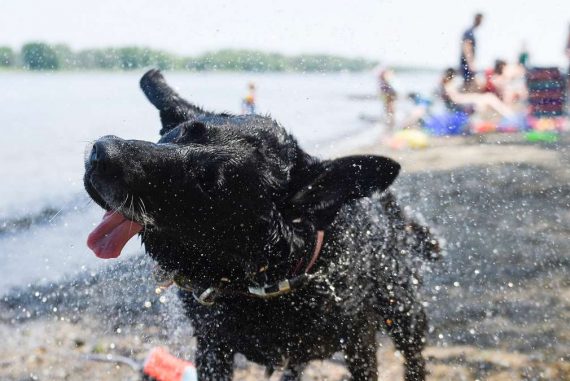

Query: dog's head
[84,70,400,289]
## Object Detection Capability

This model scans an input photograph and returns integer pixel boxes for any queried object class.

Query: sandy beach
[1,133,569,381]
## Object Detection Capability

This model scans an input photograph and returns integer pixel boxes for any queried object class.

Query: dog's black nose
[89,137,122,174]
[89,142,100,168]
[89,141,107,172]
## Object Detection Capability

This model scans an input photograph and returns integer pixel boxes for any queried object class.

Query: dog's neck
[143,216,326,292]
[154,228,327,304]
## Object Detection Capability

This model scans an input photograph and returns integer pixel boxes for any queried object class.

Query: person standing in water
[378,68,397,133]
[460,13,484,92]
[241,82,256,115]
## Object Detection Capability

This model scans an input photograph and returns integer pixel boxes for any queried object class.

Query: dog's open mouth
[87,211,143,259]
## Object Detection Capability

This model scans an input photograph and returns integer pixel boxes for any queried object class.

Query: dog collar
[154,230,326,305]
[247,230,325,298]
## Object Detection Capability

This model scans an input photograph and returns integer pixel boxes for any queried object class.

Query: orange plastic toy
[143,347,197,381]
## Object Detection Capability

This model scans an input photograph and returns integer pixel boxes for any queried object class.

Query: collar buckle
[193,287,218,306]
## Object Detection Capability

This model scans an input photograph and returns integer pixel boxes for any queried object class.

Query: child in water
[241,82,256,115]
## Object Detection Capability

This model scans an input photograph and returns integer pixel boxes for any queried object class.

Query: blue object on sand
[423,111,470,136]
[497,113,529,132]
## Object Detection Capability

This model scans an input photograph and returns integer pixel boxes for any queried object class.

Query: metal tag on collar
[193,287,218,306]
[248,274,311,298]
[248,279,292,298]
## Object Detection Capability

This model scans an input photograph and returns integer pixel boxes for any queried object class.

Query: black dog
[84,69,440,380]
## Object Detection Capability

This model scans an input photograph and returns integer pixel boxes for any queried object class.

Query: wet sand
[1,133,569,380]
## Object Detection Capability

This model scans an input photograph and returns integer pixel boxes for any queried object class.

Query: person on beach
[484,59,507,99]
[518,41,530,68]
[400,92,432,129]
[441,68,512,118]
[485,59,527,106]
[460,13,483,92]
[241,82,256,115]
[566,24,570,106]
[378,68,397,133]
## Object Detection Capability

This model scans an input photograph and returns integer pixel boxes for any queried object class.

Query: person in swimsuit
[484,59,507,99]
[441,68,512,117]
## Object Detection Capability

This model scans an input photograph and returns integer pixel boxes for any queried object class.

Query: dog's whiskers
[110,193,154,228]
[127,194,136,235]
[112,194,130,217]
[82,198,94,209]
[128,195,134,220]
[137,197,155,228]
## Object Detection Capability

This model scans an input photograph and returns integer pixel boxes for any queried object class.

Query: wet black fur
[84,69,440,380]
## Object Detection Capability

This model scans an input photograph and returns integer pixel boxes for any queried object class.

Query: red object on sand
[471,120,497,134]
[143,347,197,381]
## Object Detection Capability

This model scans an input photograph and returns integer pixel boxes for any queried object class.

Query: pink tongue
[87,211,143,259]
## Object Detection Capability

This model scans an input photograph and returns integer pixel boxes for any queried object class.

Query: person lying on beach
[484,60,507,98]
[441,68,513,118]
[484,60,527,106]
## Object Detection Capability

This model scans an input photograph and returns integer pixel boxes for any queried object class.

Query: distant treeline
[0,42,377,72]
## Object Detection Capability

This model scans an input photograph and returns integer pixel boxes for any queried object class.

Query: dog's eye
[177,121,207,143]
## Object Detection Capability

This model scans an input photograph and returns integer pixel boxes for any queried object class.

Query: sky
[1,0,569,68]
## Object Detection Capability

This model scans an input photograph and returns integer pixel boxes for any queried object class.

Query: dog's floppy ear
[291,155,400,228]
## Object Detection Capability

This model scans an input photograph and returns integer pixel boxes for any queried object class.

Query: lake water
[0,70,437,290]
